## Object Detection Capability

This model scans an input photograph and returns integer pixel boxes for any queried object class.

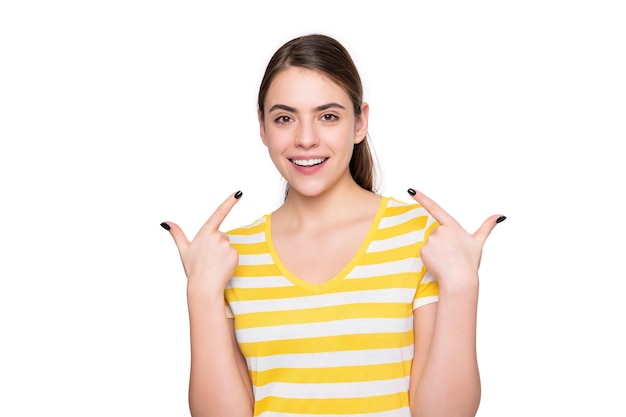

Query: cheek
[264,128,289,149]
[329,126,358,149]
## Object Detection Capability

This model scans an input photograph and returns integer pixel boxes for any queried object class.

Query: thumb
[473,215,507,244]
[160,221,190,253]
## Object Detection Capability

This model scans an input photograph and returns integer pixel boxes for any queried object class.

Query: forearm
[412,279,481,417]
[187,289,253,417]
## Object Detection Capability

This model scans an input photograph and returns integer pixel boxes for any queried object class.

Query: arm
[187,292,254,416]
[409,285,481,417]
[407,188,505,417]
[162,192,254,417]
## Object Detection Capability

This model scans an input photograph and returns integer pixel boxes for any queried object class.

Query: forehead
[265,67,350,106]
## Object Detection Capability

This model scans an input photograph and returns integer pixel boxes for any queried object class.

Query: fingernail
[407,188,416,196]
[496,216,507,224]
[160,222,170,230]
[234,190,243,199]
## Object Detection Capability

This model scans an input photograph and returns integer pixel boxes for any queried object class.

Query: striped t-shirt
[225,196,439,416]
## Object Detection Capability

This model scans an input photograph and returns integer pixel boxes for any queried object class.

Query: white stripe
[228,288,415,314]
[255,377,410,400]
[246,217,266,228]
[247,346,414,372]
[426,213,436,229]
[258,409,411,417]
[385,199,409,208]
[228,231,265,244]
[227,275,294,289]
[238,253,273,265]
[413,295,439,309]
[379,207,430,229]
[421,270,436,283]
[346,258,423,279]
[367,230,426,253]
[236,317,412,343]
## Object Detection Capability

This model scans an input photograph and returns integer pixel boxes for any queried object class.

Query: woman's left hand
[408,188,505,291]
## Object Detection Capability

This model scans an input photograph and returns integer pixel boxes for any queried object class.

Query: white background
[1,1,625,416]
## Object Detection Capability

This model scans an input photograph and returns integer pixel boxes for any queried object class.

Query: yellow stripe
[228,220,266,235]
[234,264,281,277]
[385,203,421,216]
[226,285,303,300]
[343,273,420,290]
[239,331,413,357]
[233,238,427,270]
[234,302,412,329]
[231,241,268,255]
[254,392,409,415]
[361,244,423,264]
[226,273,419,301]
[252,360,412,385]
[425,219,439,237]
[376,215,428,240]
[416,279,439,299]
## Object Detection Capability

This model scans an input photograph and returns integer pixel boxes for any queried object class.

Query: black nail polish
[160,222,170,230]
[407,188,416,196]
[234,190,243,199]
[496,216,507,224]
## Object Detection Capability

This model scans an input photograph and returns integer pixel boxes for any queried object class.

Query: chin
[286,182,330,198]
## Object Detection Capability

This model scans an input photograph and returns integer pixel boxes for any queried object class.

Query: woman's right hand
[161,191,242,297]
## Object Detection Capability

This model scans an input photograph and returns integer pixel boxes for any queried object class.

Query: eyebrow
[268,102,346,113]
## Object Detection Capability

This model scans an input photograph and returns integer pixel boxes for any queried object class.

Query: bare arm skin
[186,292,253,416]
[163,192,254,417]
[407,188,504,417]
[410,282,481,417]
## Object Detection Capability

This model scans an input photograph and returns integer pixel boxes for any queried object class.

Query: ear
[354,102,369,144]
[258,110,268,146]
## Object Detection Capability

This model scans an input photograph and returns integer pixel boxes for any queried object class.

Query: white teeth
[291,158,327,167]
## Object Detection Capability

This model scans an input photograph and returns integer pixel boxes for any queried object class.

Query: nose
[294,119,319,149]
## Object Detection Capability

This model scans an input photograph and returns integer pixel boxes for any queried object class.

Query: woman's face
[259,67,368,198]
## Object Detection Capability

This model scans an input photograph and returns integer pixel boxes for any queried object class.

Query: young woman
[161,34,505,417]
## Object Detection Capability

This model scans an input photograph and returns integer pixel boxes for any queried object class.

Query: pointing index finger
[201,190,243,233]
[407,188,456,226]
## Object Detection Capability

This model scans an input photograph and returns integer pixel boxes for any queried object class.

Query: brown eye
[275,115,292,124]
[321,113,338,122]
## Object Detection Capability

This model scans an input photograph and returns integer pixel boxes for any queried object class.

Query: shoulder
[380,196,436,226]
[226,215,268,244]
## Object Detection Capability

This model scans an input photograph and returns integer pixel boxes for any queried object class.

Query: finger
[407,188,457,226]
[200,190,243,233]
[473,214,506,244]
[160,221,190,253]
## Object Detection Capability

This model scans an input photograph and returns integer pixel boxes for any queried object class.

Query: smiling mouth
[291,158,328,167]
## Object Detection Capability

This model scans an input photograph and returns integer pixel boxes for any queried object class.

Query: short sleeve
[413,218,439,310]
[413,270,439,309]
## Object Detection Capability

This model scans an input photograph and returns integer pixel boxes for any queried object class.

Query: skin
[407,189,502,417]
[258,67,368,200]
[164,193,253,417]
[162,66,503,417]
[258,68,381,284]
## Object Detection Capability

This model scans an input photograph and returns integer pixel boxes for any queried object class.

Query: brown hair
[257,34,378,194]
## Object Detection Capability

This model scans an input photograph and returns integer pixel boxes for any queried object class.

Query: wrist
[186,282,225,305]
[436,272,479,297]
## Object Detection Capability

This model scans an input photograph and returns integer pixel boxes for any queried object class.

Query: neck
[276,180,378,231]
